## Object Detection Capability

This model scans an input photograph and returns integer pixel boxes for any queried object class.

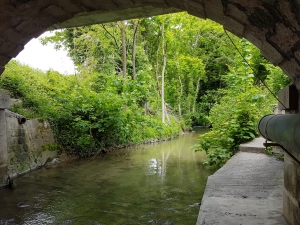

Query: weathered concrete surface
[283,151,300,225]
[6,117,57,178]
[197,152,288,225]
[0,94,57,186]
[0,92,9,185]
[0,92,10,109]
[238,136,266,154]
[0,110,8,186]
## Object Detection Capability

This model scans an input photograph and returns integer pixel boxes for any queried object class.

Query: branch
[101,24,119,49]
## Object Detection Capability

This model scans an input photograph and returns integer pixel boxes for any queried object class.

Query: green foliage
[49,74,182,155]
[0,61,59,118]
[42,143,60,152]
[1,61,182,156]
[195,93,262,167]
[193,36,288,167]
[265,147,273,156]
[42,13,257,128]
[1,12,291,162]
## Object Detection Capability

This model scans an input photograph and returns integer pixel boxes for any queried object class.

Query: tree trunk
[155,46,162,97]
[165,103,170,123]
[144,102,149,115]
[192,31,201,50]
[120,21,127,78]
[161,24,166,123]
[178,75,183,117]
[178,103,181,117]
[132,20,139,80]
[193,77,201,113]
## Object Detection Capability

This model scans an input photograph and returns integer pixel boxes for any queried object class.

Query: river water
[0,127,213,225]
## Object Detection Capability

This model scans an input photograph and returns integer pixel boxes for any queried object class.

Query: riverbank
[197,138,288,225]
[45,130,191,167]
[2,127,191,188]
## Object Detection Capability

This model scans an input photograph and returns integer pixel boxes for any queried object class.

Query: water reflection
[147,150,170,181]
[0,128,213,225]
[147,158,161,175]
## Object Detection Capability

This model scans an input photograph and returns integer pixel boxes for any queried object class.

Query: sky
[15,31,76,75]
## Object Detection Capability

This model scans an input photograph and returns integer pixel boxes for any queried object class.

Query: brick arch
[1,0,300,86]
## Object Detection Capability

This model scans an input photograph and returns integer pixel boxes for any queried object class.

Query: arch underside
[1,0,300,86]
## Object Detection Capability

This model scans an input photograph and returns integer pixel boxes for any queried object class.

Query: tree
[132,20,139,80]
[119,20,127,77]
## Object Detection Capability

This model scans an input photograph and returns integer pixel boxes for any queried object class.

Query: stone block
[261,40,284,66]
[0,54,11,67]
[278,85,298,110]
[0,40,24,58]
[283,188,300,225]
[269,23,298,53]
[223,17,244,38]
[185,0,206,19]
[43,5,72,22]
[283,151,300,225]
[56,0,85,15]
[164,0,185,9]
[147,0,167,5]
[2,28,31,45]
[0,66,5,76]
[6,118,57,178]
[93,0,118,11]
[110,0,135,8]
[203,0,225,24]
[15,19,49,38]
[284,152,300,200]
[0,110,6,136]
[226,4,247,25]
[0,92,10,109]
[31,29,48,39]
[0,164,8,186]
[244,30,263,49]
[279,58,300,81]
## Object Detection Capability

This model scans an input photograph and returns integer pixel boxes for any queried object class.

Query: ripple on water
[0,129,213,225]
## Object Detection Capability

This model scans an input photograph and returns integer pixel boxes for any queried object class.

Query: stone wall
[0,92,9,186]
[6,117,57,178]
[0,91,57,186]
[277,85,300,225]
[283,151,300,225]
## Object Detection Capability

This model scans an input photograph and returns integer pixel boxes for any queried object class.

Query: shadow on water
[0,128,214,225]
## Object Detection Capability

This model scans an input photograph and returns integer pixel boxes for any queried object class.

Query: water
[0,127,213,225]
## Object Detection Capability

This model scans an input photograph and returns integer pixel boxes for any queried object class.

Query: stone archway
[1,0,300,85]
[1,1,300,224]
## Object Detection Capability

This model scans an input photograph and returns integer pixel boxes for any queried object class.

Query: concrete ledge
[0,92,10,109]
[197,152,288,225]
[238,136,266,153]
[283,187,300,225]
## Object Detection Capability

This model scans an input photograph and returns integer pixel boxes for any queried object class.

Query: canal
[0,127,214,225]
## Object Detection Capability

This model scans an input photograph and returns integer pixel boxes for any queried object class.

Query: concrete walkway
[238,136,266,153]
[197,138,288,225]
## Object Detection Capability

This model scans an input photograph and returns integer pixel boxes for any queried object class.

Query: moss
[37,118,44,123]
[19,161,29,171]
[42,143,59,152]
[37,122,50,134]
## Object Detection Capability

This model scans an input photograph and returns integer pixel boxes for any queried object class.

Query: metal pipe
[4,109,26,124]
[258,114,300,154]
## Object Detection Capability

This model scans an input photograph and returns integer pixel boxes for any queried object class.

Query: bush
[1,61,183,156]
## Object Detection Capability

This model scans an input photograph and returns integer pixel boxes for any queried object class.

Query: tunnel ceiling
[1,0,300,87]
